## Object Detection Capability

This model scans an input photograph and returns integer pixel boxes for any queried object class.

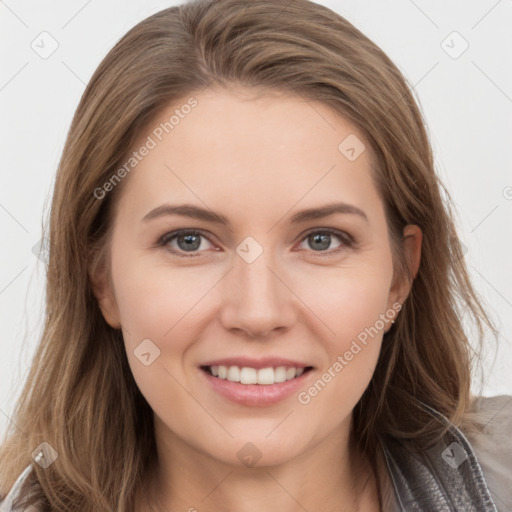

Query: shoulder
[0,462,43,512]
[464,394,512,511]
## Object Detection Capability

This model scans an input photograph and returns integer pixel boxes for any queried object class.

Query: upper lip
[200,357,313,370]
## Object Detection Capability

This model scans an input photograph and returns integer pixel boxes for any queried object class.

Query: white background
[1,0,511,439]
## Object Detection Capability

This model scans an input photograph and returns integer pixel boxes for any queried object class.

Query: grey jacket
[1,394,511,511]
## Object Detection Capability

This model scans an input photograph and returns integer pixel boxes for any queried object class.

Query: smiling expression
[95,86,417,469]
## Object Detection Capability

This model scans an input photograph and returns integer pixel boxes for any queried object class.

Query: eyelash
[156,228,355,258]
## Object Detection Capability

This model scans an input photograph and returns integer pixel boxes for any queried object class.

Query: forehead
[115,87,383,227]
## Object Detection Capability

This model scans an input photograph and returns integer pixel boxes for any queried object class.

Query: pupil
[310,233,330,251]
[179,234,200,251]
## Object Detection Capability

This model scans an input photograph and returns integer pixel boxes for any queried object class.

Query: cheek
[110,230,179,317]
[111,259,200,415]
[310,262,393,343]
[308,255,393,389]
[109,245,194,350]
[336,274,390,333]
[297,272,391,417]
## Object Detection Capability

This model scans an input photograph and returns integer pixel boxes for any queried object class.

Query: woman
[1,0,510,510]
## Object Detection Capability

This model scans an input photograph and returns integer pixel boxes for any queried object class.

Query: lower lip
[200,367,313,407]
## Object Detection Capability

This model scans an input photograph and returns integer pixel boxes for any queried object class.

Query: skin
[93,86,422,512]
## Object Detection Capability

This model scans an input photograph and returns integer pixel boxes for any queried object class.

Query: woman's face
[96,87,420,469]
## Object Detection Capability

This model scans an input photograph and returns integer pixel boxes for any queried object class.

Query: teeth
[240,367,258,384]
[227,366,240,382]
[208,365,307,385]
[257,367,274,385]
[274,366,287,383]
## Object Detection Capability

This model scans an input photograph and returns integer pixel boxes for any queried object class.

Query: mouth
[199,363,314,407]
[198,357,316,406]
[200,364,314,385]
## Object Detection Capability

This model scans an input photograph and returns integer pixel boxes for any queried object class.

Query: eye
[296,228,353,256]
[157,228,354,257]
[158,229,215,257]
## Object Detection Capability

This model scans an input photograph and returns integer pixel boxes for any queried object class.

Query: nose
[219,247,296,339]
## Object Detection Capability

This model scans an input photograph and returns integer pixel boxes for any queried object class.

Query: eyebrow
[141,202,368,226]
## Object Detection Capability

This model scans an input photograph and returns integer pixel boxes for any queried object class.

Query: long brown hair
[0,0,497,510]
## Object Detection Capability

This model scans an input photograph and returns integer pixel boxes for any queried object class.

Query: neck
[136,421,381,512]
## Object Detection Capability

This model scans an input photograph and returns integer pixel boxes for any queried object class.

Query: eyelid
[299,227,354,246]
[157,228,217,256]
[157,227,355,257]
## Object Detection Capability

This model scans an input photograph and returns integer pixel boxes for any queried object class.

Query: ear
[89,256,122,330]
[388,224,422,309]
